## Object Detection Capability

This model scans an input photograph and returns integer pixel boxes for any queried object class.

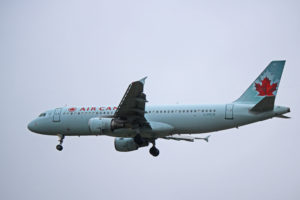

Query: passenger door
[225,104,234,120]
[53,108,62,122]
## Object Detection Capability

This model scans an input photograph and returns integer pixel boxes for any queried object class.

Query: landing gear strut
[56,134,64,151]
[134,134,144,145]
[149,140,159,157]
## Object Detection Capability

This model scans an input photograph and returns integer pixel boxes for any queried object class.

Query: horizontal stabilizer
[250,96,275,112]
[274,114,291,119]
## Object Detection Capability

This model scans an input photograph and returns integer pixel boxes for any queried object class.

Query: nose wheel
[56,134,64,151]
[56,144,63,151]
[149,140,159,157]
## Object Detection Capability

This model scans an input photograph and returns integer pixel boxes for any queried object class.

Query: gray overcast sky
[1,0,299,200]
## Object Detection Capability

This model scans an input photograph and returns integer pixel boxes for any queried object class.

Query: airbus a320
[28,61,290,157]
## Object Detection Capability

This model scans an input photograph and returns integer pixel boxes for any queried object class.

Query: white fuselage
[28,103,290,138]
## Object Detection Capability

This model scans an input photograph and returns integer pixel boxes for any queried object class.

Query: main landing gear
[56,134,64,151]
[135,134,160,157]
[149,140,159,157]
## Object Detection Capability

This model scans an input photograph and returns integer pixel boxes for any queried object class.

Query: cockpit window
[39,113,46,117]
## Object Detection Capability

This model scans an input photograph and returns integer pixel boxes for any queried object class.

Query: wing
[114,77,150,129]
[162,135,210,142]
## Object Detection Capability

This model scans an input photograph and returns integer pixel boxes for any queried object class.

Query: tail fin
[234,60,285,104]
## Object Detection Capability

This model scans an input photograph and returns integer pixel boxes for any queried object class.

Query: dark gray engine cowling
[88,118,124,134]
[114,138,149,152]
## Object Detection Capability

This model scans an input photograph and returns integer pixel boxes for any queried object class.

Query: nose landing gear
[56,134,64,151]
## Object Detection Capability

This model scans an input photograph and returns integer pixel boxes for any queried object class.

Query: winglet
[204,135,210,142]
[195,135,210,142]
[139,76,147,85]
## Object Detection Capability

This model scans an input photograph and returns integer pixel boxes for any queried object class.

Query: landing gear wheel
[56,144,63,151]
[56,134,65,151]
[149,146,159,157]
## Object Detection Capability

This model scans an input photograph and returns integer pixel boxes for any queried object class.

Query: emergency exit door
[225,104,234,120]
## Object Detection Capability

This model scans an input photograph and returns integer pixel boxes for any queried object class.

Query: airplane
[27,60,290,157]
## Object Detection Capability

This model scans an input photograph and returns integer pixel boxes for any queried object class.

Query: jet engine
[114,137,149,152]
[88,118,124,134]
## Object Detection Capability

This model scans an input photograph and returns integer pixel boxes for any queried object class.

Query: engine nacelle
[114,137,149,152]
[88,118,125,135]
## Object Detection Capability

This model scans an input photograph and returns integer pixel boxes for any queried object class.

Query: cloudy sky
[1,0,299,199]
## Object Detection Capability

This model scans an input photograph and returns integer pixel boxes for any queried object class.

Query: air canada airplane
[28,61,290,157]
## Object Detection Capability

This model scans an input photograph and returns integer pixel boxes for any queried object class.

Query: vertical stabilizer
[234,61,285,104]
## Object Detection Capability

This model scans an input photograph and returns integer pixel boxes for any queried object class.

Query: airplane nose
[27,120,37,133]
[27,121,34,131]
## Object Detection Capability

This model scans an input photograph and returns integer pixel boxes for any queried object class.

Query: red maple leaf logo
[68,107,76,112]
[255,77,278,96]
